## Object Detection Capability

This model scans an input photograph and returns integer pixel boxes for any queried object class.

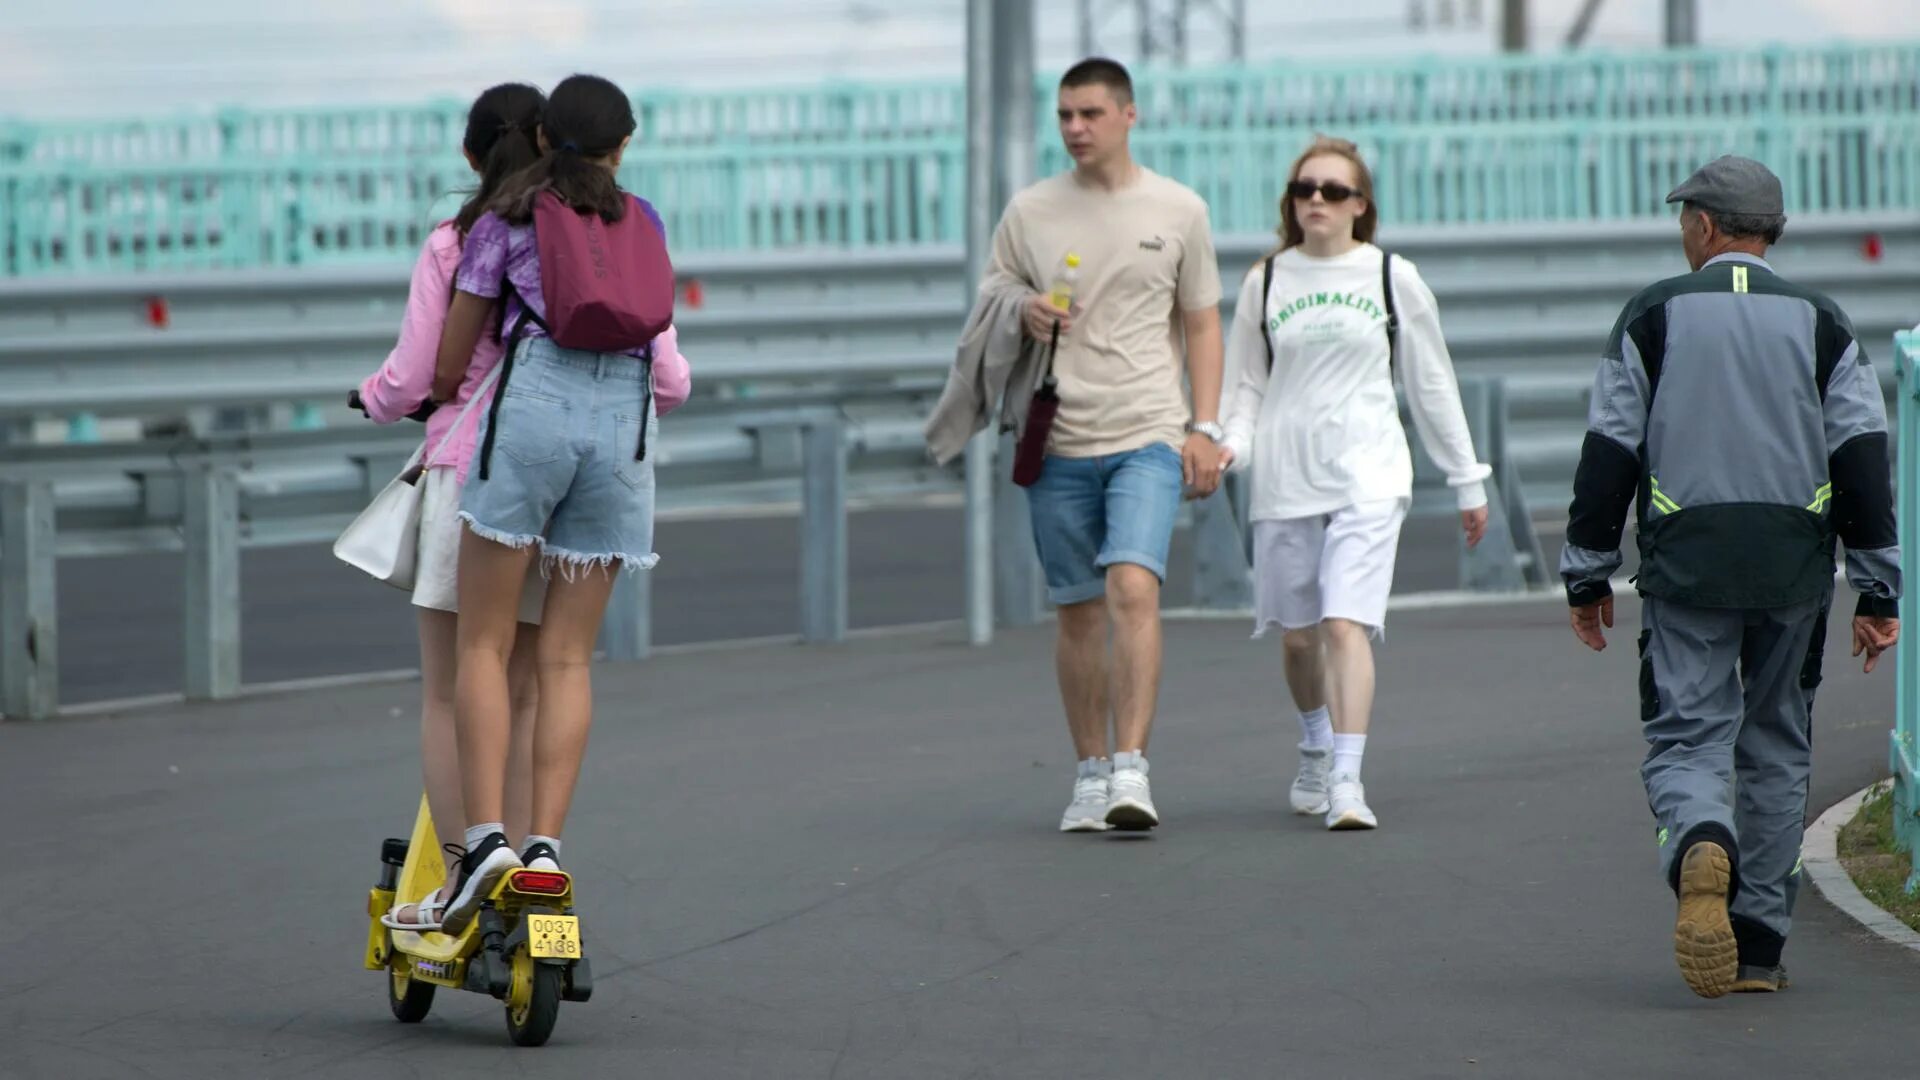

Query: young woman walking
[1216,136,1490,830]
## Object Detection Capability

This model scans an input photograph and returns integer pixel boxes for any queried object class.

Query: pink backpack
[530,191,675,352]
[476,193,678,480]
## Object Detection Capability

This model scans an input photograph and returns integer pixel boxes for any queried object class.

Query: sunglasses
[1288,179,1359,203]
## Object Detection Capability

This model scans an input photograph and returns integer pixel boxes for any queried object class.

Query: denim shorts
[459,338,660,574]
[1024,442,1184,606]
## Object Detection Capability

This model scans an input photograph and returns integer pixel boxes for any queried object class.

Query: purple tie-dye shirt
[454,194,667,359]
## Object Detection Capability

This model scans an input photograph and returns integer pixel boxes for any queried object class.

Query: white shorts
[1251,497,1409,639]
[413,467,546,625]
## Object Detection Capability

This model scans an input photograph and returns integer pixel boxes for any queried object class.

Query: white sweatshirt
[1219,243,1490,521]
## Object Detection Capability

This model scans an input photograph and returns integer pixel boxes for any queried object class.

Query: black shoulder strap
[1260,254,1277,374]
[1381,250,1400,379]
[476,280,534,482]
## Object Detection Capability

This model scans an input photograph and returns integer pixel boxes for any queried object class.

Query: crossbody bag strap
[420,360,503,471]
[477,279,535,481]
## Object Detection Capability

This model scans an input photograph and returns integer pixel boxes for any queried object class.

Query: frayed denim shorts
[459,337,660,576]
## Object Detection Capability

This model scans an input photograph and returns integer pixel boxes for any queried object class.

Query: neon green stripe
[1649,477,1682,514]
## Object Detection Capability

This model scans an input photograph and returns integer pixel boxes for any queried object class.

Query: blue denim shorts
[459,338,660,574]
[1024,442,1184,606]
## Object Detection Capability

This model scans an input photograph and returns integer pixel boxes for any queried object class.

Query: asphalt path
[2,593,1913,1078]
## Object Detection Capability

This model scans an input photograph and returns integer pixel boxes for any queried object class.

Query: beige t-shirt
[984,167,1222,458]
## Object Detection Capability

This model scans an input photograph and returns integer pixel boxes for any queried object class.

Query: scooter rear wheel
[389,963,436,1023]
[505,950,562,1047]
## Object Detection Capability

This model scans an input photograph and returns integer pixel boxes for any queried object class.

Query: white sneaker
[1060,761,1112,833]
[1290,744,1333,815]
[1105,753,1159,831]
[1325,773,1378,830]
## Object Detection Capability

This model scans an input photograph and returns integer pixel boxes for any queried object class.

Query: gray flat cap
[1665,154,1785,216]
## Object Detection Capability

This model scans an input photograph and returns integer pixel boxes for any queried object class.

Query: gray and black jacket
[1560,252,1901,616]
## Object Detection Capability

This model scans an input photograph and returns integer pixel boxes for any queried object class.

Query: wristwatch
[1187,420,1225,443]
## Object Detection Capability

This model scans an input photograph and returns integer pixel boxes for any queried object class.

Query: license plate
[527,915,582,959]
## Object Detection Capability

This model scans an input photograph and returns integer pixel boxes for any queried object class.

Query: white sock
[464,822,505,853]
[524,833,562,857]
[1112,750,1148,774]
[1332,734,1367,780]
[1298,706,1333,750]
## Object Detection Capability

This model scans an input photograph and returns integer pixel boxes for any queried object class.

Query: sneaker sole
[1105,800,1159,831]
[1292,796,1331,815]
[1326,810,1377,831]
[1060,817,1111,833]
[1674,842,1738,999]
[1730,976,1788,993]
[441,848,522,935]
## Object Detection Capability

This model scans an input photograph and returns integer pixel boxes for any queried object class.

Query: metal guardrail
[7,43,1915,164]
[1891,329,1920,891]
[0,409,900,720]
[9,116,1917,275]
[0,370,1535,719]
[7,216,1914,512]
[5,41,1919,274]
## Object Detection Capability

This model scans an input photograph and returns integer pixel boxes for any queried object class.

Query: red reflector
[510,871,569,896]
[145,296,171,329]
[682,279,704,309]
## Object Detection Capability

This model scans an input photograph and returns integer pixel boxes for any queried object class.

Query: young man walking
[981,58,1225,832]
[1562,155,1901,997]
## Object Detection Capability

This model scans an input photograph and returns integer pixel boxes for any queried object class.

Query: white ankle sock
[524,834,562,858]
[1332,734,1367,779]
[1112,750,1148,774]
[1298,706,1333,750]
[464,822,505,852]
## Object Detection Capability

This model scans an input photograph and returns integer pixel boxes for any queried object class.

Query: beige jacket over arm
[922,277,1049,465]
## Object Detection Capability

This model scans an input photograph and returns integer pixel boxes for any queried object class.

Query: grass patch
[1836,781,1920,934]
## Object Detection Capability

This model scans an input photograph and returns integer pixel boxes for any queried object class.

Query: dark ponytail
[454,83,547,237]
[491,74,637,225]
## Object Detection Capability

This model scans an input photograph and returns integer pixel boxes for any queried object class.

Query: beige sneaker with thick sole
[1673,841,1738,998]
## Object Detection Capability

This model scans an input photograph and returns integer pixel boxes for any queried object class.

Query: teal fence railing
[4,42,1919,275]
[1894,329,1920,892]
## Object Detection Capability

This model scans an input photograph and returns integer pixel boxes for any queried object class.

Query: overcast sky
[1,0,1908,119]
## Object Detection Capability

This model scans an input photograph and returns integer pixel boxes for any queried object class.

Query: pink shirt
[358,222,691,484]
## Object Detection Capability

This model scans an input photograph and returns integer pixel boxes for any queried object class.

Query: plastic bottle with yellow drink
[1048,252,1081,315]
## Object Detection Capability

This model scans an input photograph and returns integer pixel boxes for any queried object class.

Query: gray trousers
[1639,588,1830,960]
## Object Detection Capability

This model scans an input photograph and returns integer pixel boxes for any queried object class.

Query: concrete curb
[1802,779,1920,954]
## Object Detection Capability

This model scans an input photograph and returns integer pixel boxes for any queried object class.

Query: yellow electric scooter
[362,797,591,1046]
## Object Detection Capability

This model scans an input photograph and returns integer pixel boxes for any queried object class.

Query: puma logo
[1138,236,1165,252]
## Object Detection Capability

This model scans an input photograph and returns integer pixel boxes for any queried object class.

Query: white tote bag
[333,366,501,591]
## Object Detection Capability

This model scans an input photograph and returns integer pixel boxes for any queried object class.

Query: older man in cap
[1561,154,1902,998]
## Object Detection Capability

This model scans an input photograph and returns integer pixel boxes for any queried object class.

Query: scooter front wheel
[504,949,562,1047]
[389,963,436,1023]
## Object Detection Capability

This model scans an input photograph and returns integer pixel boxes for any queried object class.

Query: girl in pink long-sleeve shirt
[354,83,692,930]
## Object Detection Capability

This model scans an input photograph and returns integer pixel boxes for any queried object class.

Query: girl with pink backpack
[428,73,683,932]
